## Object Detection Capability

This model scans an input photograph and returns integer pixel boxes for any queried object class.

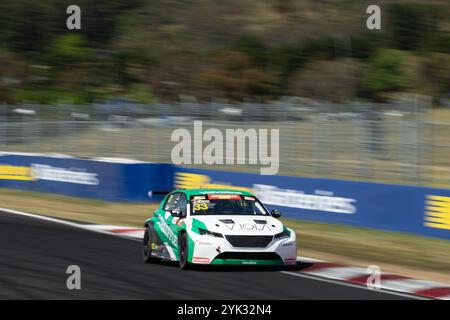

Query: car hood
[191,215,284,235]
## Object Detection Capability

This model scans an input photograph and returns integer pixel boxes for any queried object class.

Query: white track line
[0,207,140,240]
[302,267,368,280]
[280,271,427,300]
[0,208,428,300]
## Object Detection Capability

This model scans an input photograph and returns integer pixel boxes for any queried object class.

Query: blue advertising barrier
[0,153,449,239]
[174,167,450,240]
[0,154,173,202]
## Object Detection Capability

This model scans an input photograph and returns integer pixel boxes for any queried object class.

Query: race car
[143,188,297,269]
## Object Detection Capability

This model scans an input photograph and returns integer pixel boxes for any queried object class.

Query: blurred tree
[387,4,439,51]
[232,35,270,67]
[288,59,363,102]
[418,53,450,100]
[0,0,448,103]
[50,34,91,65]
[350,33,387,60]
[364,49,411,101]
[421,32,450,54]
[0,0,59,53]
[196,51,277,101]
[0,49,27,103]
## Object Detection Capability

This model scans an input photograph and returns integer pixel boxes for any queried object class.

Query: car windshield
[190,194,269,216]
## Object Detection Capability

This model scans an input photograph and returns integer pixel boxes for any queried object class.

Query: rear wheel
[178,232,190,270]
[143,226,154,263]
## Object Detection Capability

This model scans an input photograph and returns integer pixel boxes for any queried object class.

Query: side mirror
[270,209,282,218]
[171,208,183,217]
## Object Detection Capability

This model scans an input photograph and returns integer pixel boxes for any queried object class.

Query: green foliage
[15,88,88,104]
[232,35,270,67]
[421,33,450,54]
[387,3,439,51]
[418,53,450,99]
[301,37,335,60]
[0,0,60,52]
[51,34,90,64]
[0,0,449,103]
[350,33,387,60]
[271,37,336,80]
[197,51,277,101]
[289,59,364,102]
[364,49,411,98]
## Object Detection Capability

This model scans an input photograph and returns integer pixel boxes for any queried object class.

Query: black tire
[178,232,190,270]
[143,226,154,263]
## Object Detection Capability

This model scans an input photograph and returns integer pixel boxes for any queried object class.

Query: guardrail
[0,153,449,239]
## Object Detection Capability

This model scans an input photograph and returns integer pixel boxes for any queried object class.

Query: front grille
[215,252,281,260]
[225,235,273,248]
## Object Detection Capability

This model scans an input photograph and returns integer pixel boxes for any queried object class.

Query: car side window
[163,193,177,211]
[173,194,188,217]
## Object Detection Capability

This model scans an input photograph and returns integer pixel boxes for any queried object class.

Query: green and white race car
[143,188,297,269]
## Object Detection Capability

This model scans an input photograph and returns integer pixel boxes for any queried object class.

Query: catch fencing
[0,97,449,188]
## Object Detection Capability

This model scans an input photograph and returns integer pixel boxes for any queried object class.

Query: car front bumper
[189,229,297,266]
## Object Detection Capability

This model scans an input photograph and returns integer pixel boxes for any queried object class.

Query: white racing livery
[143,188,297,269]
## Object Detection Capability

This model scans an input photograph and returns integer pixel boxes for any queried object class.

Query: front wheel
[178,232,190,270]
[143,226,154,263]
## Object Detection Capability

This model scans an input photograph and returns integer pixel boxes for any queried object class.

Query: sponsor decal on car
[284,258,297,265]
[192,257,211,264]
[193,202,209,211]
[195,240,213,246]
[157,216,178,246]
[208,194,242,200]
[222,222,272,232]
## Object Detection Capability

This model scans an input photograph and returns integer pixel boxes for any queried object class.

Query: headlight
[274,229,290,239]
[198,228,223,238]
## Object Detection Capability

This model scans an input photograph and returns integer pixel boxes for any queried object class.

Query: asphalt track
[0,210,415,299]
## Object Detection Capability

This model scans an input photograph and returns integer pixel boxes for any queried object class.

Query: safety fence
[1,98,449,189]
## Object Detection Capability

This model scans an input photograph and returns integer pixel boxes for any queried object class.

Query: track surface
[0,211,413,299]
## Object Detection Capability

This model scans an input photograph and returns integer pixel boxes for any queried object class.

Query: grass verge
[1,188,449,283]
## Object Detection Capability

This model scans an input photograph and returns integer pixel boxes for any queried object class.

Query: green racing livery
[143,188,297,269]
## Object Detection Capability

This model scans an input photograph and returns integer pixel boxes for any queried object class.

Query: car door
[171,192,187,230]
[152,193,180,255]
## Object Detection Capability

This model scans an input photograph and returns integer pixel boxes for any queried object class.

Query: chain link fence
[0,96,449,188]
